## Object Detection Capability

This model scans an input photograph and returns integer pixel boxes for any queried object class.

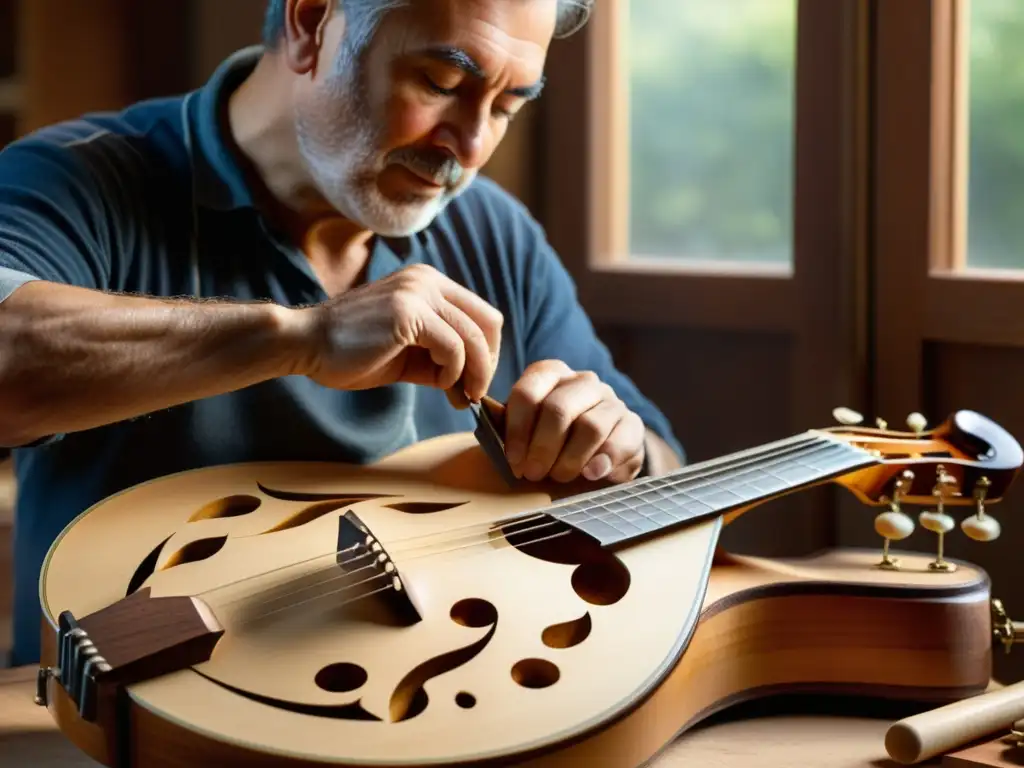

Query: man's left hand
[503,360,646,484]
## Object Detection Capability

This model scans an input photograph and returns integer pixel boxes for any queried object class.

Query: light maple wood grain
[0,665,955,768]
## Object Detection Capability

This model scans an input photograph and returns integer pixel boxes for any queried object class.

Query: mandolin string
[197,434,823,602]
[240,581,398,626]
[204,434,858,613]
[393,432,827,548]
[197,432,825,600]
[201,433,848,606]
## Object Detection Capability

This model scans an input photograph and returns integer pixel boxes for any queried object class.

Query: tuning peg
[932,465,959,499]
[962,476,1001,543]
[918,465,959,572]
[875,470,915,570]
[906,412,927,433]
[919,510,956,572]
[833,407,863,426]
[875,418,889,430]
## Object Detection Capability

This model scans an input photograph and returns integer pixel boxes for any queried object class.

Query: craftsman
[0,0,683,667]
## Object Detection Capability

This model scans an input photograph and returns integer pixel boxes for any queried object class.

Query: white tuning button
[920,510,957,572]
[833,407,864,426]
[919,510,954,534]
[874,510,914,571]
[961,514,1001,542]
[906,412,927,433]
[875,510,914,540]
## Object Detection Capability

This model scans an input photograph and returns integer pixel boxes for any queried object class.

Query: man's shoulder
[420,174,551,279]
[432,175,541,244]
[0,95,192,196]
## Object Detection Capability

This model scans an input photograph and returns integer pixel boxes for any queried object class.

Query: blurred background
[4,0,1024,682]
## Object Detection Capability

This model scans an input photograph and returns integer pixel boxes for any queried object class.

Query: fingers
[504,360,574,472]
[548,398,621,483]
[515,372,608,481]
[439,281,504,375]
[398,310,466,389]
[505,360,647,484]
[597,411,647,483]
[433,299,495,399]
[399,266,503,401]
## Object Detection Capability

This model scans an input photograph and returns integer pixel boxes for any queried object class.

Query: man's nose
[432,111,489,171]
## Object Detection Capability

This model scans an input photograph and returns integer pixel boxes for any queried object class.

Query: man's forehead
[391,0,556,71]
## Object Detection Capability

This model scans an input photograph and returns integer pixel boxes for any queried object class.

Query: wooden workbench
[0,665,960,767]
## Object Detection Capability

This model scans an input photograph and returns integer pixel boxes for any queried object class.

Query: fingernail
[522,460,545,481]
[583,454,612,481]
[505,440,524,466]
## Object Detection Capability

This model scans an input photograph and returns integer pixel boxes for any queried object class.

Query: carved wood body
[37,432,997,767]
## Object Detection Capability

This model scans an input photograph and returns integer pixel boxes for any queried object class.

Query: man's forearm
[0,280,309,446]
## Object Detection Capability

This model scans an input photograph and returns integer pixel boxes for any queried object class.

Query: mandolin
[31,404,1024,767]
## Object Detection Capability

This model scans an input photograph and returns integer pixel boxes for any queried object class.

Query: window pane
[966,0,1024,269]
[627,0,797,263]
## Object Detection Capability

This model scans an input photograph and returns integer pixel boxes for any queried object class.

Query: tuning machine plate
[992,599,1024,655]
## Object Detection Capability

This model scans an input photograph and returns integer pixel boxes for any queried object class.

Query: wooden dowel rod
[886,680,1024,764]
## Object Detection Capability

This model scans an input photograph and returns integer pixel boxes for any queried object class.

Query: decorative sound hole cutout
[160,535,228,570]
[455,692,476,709]
[260,500,359,534]
[542,612,592,649]
[571,561,630,606]
[502,515,632,606]
[385,598,500,723]
[511,659,560,689]
[450,598,498,628]
[315,662,368,693]
[257,483,390,504]
[187,495,261,522]
[385,501,468,514]
[125,535,172,596]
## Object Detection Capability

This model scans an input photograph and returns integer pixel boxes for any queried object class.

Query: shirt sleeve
[0,134,119,447]
[0,136,115,302]
[518,215,686,465]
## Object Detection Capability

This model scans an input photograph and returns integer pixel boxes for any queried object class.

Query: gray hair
[262,0,593,51]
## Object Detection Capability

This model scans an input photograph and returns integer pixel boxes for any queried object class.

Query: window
[964,0,1024,270]
[625,0,797,266]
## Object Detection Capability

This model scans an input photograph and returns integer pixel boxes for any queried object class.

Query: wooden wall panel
[0,0,15,78]
[0,114,13,149]
[596,325,831,557]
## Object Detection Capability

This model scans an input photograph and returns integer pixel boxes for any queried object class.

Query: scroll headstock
[817,408,1023,572]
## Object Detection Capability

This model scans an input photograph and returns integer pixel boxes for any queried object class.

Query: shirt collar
[186,46,264,211]
[183,46,420,280]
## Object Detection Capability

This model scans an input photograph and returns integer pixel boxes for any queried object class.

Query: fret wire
[589,436,827,507]
[636,441,858,505]
[616,440,857,513]
[558,438,874,544]
[545,433,826,515]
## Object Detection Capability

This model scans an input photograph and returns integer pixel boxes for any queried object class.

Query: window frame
[539,0,872,429]
[539,0,863,328]
[873,0,1024,425]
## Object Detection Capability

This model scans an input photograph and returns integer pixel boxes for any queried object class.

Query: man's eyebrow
[420,46,546,100]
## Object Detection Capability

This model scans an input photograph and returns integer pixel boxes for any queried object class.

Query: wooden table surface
[0,665,959,768]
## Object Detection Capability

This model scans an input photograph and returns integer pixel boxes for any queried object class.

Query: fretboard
[550,432,876,548]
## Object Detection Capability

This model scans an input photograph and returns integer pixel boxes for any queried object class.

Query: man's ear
[279,0,338,75]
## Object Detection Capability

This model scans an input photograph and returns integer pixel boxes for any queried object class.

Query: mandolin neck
[551,431,877,548]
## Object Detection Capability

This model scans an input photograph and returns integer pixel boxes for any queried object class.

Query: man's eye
[422,75,455,96]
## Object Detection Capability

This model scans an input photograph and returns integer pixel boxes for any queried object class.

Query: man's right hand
[294,264,504,405]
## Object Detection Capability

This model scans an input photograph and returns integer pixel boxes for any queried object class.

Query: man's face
[291,0,555,236]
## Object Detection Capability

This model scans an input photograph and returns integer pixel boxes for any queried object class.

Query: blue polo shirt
[0,48,682,666]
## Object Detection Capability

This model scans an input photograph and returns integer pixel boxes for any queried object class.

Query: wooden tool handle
[885,681,1024,764]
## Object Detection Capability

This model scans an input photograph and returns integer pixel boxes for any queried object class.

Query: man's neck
[226,54,375,292]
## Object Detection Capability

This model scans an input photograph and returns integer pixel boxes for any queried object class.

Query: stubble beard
[293,55,473,237]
